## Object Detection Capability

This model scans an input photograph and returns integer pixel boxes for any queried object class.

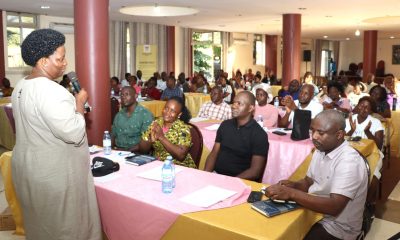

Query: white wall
[227,34,265,77]
[338,38,400,78]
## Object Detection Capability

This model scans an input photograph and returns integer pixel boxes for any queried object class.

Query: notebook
[125,155,157,166]
[251,199,299,217]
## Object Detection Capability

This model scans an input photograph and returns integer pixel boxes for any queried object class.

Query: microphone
[67,71,92,112]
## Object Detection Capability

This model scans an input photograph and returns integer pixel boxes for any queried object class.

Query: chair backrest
[187,122,203,168]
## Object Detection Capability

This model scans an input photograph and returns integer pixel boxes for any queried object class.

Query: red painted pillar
[74,0,110,145]
[265,35,277,75]
[166,26,175,74]
[363,30,377,82]
[0,10,5,84]
[282,14,301,87]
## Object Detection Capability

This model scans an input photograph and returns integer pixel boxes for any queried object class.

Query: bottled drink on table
[393,95,397,111]
[103,131,112,155]
[203,86,208,95]
[111,88,115,97]
[166,156,176,188]
[161,158,174,194]
[257,115,264,128]
[274,97,279,108]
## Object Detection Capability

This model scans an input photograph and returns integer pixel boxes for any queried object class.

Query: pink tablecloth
[193,121,315,184]
[93,152,251,240]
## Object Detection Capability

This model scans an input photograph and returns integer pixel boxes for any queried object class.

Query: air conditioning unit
[49,22,74,34]
[232,32,249,45]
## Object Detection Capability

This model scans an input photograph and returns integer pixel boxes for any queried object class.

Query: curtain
[128,22,167,78]
[109,21,127,80]
[314,39,322,77]
[333,40,340,71]
[221,31,232,74]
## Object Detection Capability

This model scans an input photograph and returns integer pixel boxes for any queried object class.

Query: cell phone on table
[272,131,287,136]
[247,191,263,203]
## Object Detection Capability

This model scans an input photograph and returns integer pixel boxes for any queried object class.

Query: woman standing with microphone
[11,29,101,239]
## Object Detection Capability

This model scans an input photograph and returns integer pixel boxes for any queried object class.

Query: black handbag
[291,109,312,141]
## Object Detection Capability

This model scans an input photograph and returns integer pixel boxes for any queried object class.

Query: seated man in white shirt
[197,86,232,121]
[280,84,323,128]
[265,110,368,240]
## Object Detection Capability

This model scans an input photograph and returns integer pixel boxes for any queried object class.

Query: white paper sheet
[204,124,220,131]
[94,173,122,183]
[180,185,237,208]
[190,117,209,122]
[136,166,183,181]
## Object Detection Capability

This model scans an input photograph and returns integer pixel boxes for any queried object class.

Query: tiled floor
[1,150,400,239]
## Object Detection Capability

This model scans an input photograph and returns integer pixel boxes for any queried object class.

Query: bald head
[237,90,256,106]
[311,110,346,153]
[314,109,346,131]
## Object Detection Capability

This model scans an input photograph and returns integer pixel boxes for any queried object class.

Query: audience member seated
[219,76,233,104]
[141,77,161,100]
[1,77,14,97]
[280,84,323,128]
[303,72,319,96]
[244,68,255,82]
[177,72,190,93]
[161,76,183,100]
[251,74,263,90]
[120,72,131,87]
[322,81,352,114]
[204,91,269,181]
[155,71,167,91]
[346,97,384,149]
[369,85,391,118]
[139,96,196,168]
[128,76,141,95]
[253,84,278,128]
[136,70,143,86]
[279,79,300,100]
[262,69,277,85]
[110,76,121,96]
[365,73,377,93]
[197,86,232,121]
[112,86,153,151]
[348,81,369,108]
[316,84,328,102]
[265,110,368,240]
[381,75,400,96]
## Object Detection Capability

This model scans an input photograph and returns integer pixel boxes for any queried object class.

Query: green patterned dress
[142,118,196,168]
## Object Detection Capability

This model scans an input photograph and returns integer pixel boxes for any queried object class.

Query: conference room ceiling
[2,0,400,40]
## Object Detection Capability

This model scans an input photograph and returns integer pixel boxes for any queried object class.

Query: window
[253,34,265,65]
[192,31,222,80]
[6,12,37,68]
[126,26,131,73]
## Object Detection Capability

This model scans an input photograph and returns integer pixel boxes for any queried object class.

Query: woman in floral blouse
[139,96,196,168]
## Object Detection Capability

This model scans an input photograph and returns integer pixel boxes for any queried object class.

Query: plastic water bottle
[103,131,112,155]
[137,91,142,100]
[161,158,174,194]
[257,115,264,127]
[180,85,184,93]
[393,95,397,111]
[0,91,3,98]
[166,156,176,188]
[203,86,208,95]
[110,88,115,97]
[274,98,279,108]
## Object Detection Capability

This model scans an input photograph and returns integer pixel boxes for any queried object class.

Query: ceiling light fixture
[41,5,50,9]
[298,7,307,10]
[390,36,395,39]
[323,35,328,39]
[346,38,350,40]
[120,5,198,17]
[355,29,361,36]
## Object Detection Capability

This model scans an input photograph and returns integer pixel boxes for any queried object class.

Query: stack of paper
[180,185,237,208]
